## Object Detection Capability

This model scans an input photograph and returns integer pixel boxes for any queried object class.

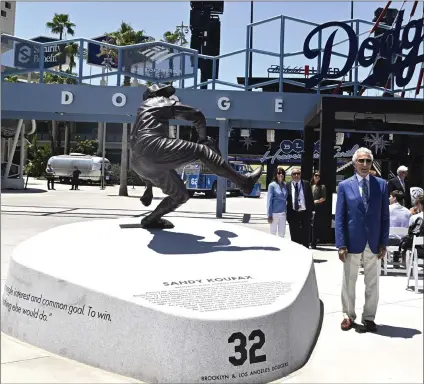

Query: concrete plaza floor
[1,178,423,383]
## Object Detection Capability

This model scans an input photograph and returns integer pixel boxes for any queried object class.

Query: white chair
[406,236,424,293]
[382,227,409,276]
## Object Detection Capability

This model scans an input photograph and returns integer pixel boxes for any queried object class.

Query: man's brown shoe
[341,318,354,331]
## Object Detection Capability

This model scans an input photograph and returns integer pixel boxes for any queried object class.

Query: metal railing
[1,12,423,98]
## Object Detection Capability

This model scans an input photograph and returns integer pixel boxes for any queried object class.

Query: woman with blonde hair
[267,166,288,237]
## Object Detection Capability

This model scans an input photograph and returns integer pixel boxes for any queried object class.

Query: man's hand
[338,248,347,262]
[267,216,273,224]
[378,246,387,260]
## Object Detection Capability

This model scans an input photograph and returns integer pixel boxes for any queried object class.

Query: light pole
[348,1,354,89]
[248,1,254,90]
[175,22,189,46]
[175,22,190,96]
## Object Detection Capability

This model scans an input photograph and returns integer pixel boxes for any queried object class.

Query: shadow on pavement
[1,188,47,194]
[139,229,281,254]
[313,259,328,264]
[373,324,422,339]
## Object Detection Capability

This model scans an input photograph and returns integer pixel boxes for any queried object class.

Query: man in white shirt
[389,190,411,237]
[389,190,411,267]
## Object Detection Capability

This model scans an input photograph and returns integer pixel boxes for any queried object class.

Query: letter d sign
[61,91,73,105]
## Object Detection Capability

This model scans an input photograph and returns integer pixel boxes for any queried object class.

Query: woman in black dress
[310,171,326,249]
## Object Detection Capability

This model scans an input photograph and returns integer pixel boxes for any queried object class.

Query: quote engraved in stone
[135,281,293,312]
[2,285,112,322]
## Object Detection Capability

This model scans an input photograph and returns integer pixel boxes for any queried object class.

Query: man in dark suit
[335,148,389,333]
[388,165,411,208]
[286,167,314,248]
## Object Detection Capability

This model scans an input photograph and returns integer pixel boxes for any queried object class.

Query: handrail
[1,11,423,99]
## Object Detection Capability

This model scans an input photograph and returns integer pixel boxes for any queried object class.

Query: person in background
[389,190,411,229]
[388,190,411,267]
[267,166,288,238]
[310,171,326,249]
[45,164,55,190]
[70,166,81,191]
[335,147,389,333]
[369,170,377,177]
[286,167,314,248]
[388,165,411,208]
[409,194,424,226]
[409,188,424,215]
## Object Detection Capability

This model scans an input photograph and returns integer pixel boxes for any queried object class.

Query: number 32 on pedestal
[228,329,266,366]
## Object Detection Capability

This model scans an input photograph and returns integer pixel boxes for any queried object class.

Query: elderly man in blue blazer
[335,147,390,333]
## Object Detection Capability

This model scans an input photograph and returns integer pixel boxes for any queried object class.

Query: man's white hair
[291,166,301,173]
[352,147,374,163]
[397,165,408,174]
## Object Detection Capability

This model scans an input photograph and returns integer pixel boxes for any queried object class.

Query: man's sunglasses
[292,172,301,176]
[357,159,372,164]
[314,174,320,177]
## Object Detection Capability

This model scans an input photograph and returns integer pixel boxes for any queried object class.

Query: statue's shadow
[145,229,280,255]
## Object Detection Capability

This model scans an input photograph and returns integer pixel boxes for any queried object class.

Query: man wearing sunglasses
[335,147,389,333]
[286,167,314,248]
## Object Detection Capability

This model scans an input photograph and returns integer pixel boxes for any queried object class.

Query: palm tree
[99,22,149,86]
[45,13,76,155]
[162,29,186,85]
[99,22,150,196]
[45,13,76,71]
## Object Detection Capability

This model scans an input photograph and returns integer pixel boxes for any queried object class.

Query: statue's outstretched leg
[140,180,153,207]
[140,170,190,229]
[195,145,263,194]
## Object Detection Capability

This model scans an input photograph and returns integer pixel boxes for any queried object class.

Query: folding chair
[406,236,424,293]
[382,227,409,276]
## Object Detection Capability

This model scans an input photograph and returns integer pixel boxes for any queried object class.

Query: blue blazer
[335,175,390,254]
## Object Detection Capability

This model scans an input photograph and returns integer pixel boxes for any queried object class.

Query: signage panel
[13,36,66,69]
[303,10,424,89]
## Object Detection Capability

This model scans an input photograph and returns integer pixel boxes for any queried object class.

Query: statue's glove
[198,136,221,156]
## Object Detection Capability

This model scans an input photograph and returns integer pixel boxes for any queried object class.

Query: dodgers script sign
[303,10,424,89]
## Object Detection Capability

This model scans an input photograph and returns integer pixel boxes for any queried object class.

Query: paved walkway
[1,179,423,383]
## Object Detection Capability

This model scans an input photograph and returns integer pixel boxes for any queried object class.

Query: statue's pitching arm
[172,103,207,140]
[172,103,221,155]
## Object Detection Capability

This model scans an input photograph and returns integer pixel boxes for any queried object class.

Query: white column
[64,124,70,154]
[1,139,5,162]
[98,122,104,153]
[4,119,23,179]
[20,123,25,179]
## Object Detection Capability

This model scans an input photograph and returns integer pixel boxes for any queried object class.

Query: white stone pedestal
[1,218,321,383]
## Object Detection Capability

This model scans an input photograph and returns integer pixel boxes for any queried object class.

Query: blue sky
[11,1,424,96]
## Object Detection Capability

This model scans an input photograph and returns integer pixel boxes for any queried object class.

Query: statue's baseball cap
[143,84,176,101]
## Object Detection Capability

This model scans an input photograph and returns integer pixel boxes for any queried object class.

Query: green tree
[45,13,76,156]
[25,136,52,178]
[45,13,76,71]
[161,29,186,85]
[54,41,87,75]
[71,136,99,155]
[99,22,150,86]
[4,75,19,82]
